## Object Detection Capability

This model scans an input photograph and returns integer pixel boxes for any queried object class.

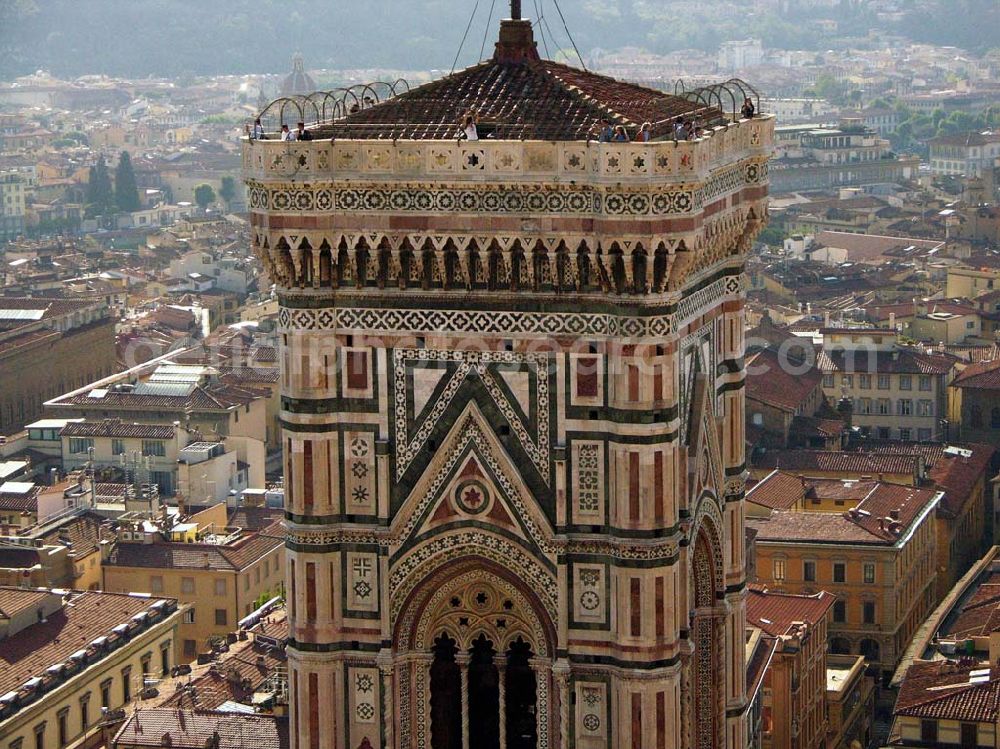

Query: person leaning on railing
[246,118,266,140]
[741,97,756,119]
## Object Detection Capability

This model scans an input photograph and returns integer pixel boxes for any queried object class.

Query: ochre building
[244,7,772,749]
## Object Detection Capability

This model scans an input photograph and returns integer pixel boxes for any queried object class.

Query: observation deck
[243,16,773,300]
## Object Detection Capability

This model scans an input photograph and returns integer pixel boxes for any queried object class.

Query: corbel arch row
[251,230,698,295]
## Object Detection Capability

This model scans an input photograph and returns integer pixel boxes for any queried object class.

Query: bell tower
[245,11,771,748]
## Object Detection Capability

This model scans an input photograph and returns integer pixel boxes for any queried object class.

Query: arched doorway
[860,638,880,662]
[690,524,725,749]
[830,637,852,655]
[395,563,556,749]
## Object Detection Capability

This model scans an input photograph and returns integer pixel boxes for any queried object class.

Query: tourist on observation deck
[247,118,265,140]
[460,113,479,141]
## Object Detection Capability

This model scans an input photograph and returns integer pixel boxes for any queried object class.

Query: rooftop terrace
[253,15,758,143]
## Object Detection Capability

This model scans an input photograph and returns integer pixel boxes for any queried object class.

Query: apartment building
[102,518,284,661]
[748,476,942,684]
[0,588,183,749]
[747,587,834,749]
[817,328,956,442]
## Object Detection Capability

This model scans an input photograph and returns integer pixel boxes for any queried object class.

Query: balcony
[242,116,774,189]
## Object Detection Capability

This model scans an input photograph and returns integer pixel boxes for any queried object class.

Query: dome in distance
[281,53,316,97]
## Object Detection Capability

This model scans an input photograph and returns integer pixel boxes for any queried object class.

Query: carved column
[377,650,394,749]
[497,661,507,749]
[457,652,471,749]
[552,659,571,749]
[529,657,551,749]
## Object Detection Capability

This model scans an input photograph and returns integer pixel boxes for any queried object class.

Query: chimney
[889,508,900,520]
[990,631,1000,666]
[889,311,896,329]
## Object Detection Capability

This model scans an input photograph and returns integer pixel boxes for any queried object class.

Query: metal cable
[551,0,587,70]
[539,1,561,63]
[479,0,498,60]
[533,0,551,59]
[451,0,482,75]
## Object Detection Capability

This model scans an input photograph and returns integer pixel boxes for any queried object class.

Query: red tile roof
[894,660,1000,723]
[753,449,920,478]
[0,588,177,698]
[161,642,286,711]
[850,441,996,518]
[0,483,40,513]
[60,418,177,439]
[746,471,806,510]
[818,347,956,375]
[746,348,824,413]
[943,572,1000,640]
[953,359,1000,390]
[106,523,283,572]
[746,587,835,637]
[319,22,717,141]
[113,710,289,749]
[0,587,49,618]
[749,481,941,545]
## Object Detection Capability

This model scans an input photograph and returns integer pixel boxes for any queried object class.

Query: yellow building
[817,329,956,443]
[0,587,184,749]
[748,477,942,684]
[752,442,996,603]
[826,653,875,749]
[946,265,1000,299]
[747,587,834,749]
[102,521,285,661]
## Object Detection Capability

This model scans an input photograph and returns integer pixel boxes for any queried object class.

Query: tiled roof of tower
[317,20,718,141]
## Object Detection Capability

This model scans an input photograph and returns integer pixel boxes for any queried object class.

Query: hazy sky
[0,0,993,79]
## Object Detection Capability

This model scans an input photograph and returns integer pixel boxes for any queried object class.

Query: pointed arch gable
[686,372,725,509]
[389,401,556,557]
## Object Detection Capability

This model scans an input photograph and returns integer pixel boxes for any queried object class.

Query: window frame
[833,562,846,583]
[863,562,876,585]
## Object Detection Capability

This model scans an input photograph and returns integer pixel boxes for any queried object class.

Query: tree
[194,183,216,211]
[219,176,236,211]
[85,155,114,217]
[114,151,141,213]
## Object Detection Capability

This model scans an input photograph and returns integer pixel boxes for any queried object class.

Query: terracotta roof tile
[0,588,177,698]
[818,348,956,375]
[746,587,835,637]
[753,449,920,477]
[748,481,940,545]
[746,348,824,413]
[319,24,717,141]
[894,660,1000,723]
[106,525,283,572]
[60,419,176,439]
[746,471,805,510]
[113,709,289,749]
[953,359,1000,390]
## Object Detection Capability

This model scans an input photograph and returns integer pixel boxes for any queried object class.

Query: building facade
[0,298,116,435]
[748,479,941,685]
[0,588,183,749]
[746,588,834,749]
[245,9,772,749]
